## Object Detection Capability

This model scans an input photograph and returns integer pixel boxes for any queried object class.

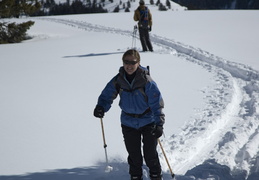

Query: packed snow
[0,3,259,180]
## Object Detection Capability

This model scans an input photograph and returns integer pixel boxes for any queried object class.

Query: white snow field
[0,3,259,180]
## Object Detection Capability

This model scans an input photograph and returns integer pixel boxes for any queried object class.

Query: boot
[131,175,143,180]
[150,173,162,180]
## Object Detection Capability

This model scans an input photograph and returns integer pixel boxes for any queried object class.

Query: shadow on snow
[1,160,258,180]
[0,161,179,180]
[63,51,124,58]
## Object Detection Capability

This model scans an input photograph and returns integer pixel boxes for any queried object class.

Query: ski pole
[132,25,137,49]
[100,118,113,172]
[158,138,175,179]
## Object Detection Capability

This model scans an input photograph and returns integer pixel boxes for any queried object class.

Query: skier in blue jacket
[94,49,165,180]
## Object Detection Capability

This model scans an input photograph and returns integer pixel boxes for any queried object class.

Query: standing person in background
[134,0,153,52]
[93,49,164,180]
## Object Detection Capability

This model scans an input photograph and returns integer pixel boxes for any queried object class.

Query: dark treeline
[35,0,108,16]
[171,0,259,10]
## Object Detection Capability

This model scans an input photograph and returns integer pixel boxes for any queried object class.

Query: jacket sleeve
[134,9,139,21]
[97,77,119,112]
[148,9,152,27]
[145,81,165,126]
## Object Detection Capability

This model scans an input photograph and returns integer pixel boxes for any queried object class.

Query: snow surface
[0,4,259,180]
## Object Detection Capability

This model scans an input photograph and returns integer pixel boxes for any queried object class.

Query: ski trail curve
[166,78,243,174]
[36,17,259,178]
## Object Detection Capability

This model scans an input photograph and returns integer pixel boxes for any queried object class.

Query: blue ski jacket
[97,66,165,129]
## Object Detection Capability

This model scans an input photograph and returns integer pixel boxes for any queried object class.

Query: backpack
[138,7,149,29]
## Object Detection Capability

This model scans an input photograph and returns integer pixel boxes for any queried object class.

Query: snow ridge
[36,17,259,179]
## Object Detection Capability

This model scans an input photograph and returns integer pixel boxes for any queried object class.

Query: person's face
[123,55,139,75]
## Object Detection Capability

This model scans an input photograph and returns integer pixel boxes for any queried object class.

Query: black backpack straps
[147,65,150,75]
[114,73,122,94]
[140,66,151,102]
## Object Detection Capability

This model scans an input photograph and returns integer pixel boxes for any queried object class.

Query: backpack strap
[114,73,122,94]
[147,65,150,75]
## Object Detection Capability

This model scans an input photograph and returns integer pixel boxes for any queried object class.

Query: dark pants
[122,124,161,177]
[139,27,153,52]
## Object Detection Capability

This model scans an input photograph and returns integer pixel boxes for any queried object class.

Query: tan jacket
[133,5,152,27]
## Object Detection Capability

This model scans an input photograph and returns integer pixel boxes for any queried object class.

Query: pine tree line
[36,0,108,16]
[171,0,259,10]
[0,0,41,18]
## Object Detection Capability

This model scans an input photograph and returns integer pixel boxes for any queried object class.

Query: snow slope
[0,8,259,180]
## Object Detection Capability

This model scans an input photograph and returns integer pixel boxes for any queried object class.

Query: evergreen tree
[0,0,38,44]
[87,0,92,7]
[166,0,171,9]
[71,0,85,14]
[0,0,15,18]
[156,0,160,6]
[159,3,167,10]
[113,5,120,12]
[92,0,97,11]
[127,0,131,8]
[0,21,35,44]
[8,0,41,18]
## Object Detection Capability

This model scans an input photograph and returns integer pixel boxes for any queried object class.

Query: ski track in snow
[35,17,259,179]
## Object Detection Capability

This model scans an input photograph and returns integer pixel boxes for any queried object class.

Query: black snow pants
[138,27,153,52]
[122,124,161,177]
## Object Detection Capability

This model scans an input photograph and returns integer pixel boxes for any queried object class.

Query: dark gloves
[94,105,104,118]
[151,125,163,138]
[149,26,152,32]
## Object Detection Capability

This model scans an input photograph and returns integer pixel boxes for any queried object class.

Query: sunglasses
[123,60,139,65]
